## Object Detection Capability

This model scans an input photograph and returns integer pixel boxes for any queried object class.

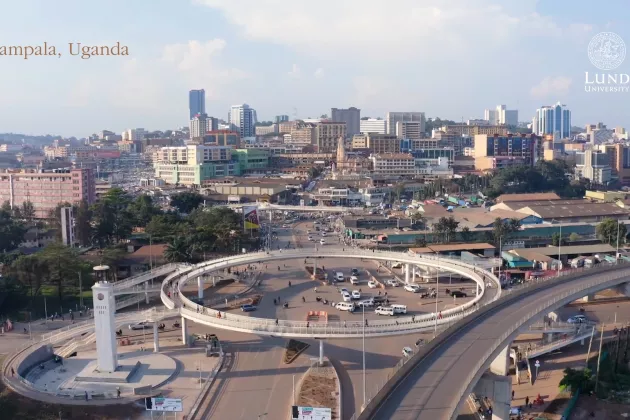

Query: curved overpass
[358,262,630,420]
[162,248,499,338]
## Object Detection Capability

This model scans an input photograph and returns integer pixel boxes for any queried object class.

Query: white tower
[92,266,118,373]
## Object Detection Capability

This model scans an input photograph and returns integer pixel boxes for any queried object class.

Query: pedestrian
[412,315,415,322]
[378,290,381,296]
[512,390,515,400]
[275,318,278,325]
[365,319,368,327]
[85,391,88,401]
[302,296,306,303]
[525,396,529,407]
[395,320,399,325]
[11,367,14,377]
[307,322,310,328]
[344,321,347,327]
[117,388,121,398]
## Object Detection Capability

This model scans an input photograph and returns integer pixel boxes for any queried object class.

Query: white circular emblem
[588,31,626,70]
[97,293,104,301]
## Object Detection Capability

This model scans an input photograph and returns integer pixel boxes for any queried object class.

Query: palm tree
[164,236,192,263]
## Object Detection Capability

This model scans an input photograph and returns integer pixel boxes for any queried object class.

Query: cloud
[66,77,93,107]
[161,39,249,97]
[530,76,573,99]
[288,63,301,78]
[196,0,588,61]
[314,68,324,79]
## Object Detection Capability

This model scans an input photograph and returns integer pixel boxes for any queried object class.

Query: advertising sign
[243,206,260,229]
[145,397,183,412]
[291,406,332,420]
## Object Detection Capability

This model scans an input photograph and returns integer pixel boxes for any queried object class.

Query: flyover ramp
[359,263,630,420]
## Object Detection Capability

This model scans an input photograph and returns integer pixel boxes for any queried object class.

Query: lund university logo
[588,32,626,70]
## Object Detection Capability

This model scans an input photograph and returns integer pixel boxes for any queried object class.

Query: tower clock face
[97,293,104,301]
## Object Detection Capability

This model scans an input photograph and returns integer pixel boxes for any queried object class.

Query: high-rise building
[289,122,317,146]
[359,118,386,134]
[484,105,518,126]
[352,133,400,154]
[122,128,146,141]
[190,113,218,139]
[532,102,571,140]
[331,107,361,137]
[229,104,257,138]
[575,150,611,184]
[598,143,630,184]
[395,121,424,140]
[275,115,290,124]
[204,130,241,148]
[189,89,206,120]
[0,168,95,219]
[385,112,426,136]
[473,134,540,171]
[315,121,346,152]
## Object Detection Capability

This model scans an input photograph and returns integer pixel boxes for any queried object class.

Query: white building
[122,128,146,141]
[370,153,416,177]
[396,121,424,140]
[484,105,518,126]
[532,102,571,140]
[229,104,257,138]
[360,118,386,134]
[574,150,611,184]
[190,113,211,139]
[385,112,426,136]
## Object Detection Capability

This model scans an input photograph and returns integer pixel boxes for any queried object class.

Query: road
[366,263,630,420]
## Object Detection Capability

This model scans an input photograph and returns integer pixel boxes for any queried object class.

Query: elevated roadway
[358,262,630,420]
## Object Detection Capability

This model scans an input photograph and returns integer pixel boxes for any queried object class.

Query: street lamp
[362,304,366,409]
[434,253,439,334]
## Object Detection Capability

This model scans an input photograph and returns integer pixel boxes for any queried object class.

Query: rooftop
[510,244,616,257]
[493,199,589,211]
[519,202,628,219]
[495,192,561,203]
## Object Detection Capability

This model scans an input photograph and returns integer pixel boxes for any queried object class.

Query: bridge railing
[113,263,183,291]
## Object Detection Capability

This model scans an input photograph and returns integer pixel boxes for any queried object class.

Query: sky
[0,0,629,137]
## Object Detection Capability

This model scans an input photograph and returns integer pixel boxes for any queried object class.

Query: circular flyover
[161,248,501,338]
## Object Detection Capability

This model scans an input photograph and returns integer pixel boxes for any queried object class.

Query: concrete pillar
[181,316,188,345]
[490,345,510,376]
[197,277,203,299]
[153,322,160,353]
[212,276,216,287]
[544,332,554,344]
[582,294,596,302]
[412,266,416,282]
[313,258,317,280]
[319,340,324,365]
[144,281,149,304]
[405,264,410,284]
[476,282,480,296]
[473,373,511,420]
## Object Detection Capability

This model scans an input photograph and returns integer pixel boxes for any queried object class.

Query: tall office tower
[331,107,361,137]
[189,113,218,139]
[275,115,290,123]
[189,89,206,120]
[60,206,75,246]
[385,112,426,136]
[532,102,571,140]
[360,118,386,134]
[229,104,256,138]
[484,105,518,126]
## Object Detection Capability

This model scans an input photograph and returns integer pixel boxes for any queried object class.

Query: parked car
[450,290,467,298]
[387,279,400,287]
[320,239,326,245]
[351,268,359,276]
[335,302,355,312]
[368,280,378,289]
[241,304,257,312]
[375,306,395,316]
[404,284,421,293]
[340,287,349,294]
[336,272,345,282]
[567,315,588,324]
[351,290,361,299]
[341,292,352,302]
[350,276,360,285]
[357,299,375,308]
[402,346,414,357]
[308,236,314,241]
[321,231,327,237]
[391,304,407,314]
[128,321,152,330]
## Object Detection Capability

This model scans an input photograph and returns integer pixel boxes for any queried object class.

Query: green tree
[39,243,82,300]
[569,232,580,242]
[394,183,406,201]
[460,226,473,242]
[47,201,73,240]
[170,191,204,214]
[128,194,161,227]
[414,236,427,247]
[74,199,93,246]
[164,236,194,263]
[91,188,134,246]
[551,232,567,246]
[10,254,48,308]
[101,246,128,281]
[20,201,36,223]
[0,208,27,252]
[145,213,185,241]
[433,216,459,243]
[596,218,627,246]
[559,368,593,395]
[491,217,522,245]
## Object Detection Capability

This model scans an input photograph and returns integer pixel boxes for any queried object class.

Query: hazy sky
[0,0,629,137]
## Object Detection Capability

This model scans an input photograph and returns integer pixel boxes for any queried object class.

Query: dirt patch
[226,294,263,310]
[297,369,338,419]
[284,339,310,364]
[570,394,630,419]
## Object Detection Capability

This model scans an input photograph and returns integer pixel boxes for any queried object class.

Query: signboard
[243,206,260,230]
[145,397,183,412]
[535,360,540,368]
[291,406,332,420]
[300,199,305,206]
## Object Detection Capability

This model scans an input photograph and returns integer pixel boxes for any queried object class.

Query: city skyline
[0,0,629,136]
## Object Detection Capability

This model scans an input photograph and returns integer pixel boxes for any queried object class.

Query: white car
[335,302,355,312]
[404,284,421,293]
[308,236,314,241]
[321,231,327,237]
[392,262,403,269]
[340,288,349,294]
[320,239,326,245]
[128,321,152,330]
[387,279,400,287]
[375,306,395,316]
[357,299,374,308]
[341,292,352,302]
[313,221,321,225]
[351,290,361,299]
[350,276,360,285]
[402,346,414,357]
[368,280,378,289]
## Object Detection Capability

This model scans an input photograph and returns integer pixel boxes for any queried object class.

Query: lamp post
[558,222,562,276]
[435,253,439,335]
[362,304,366,409]
[616,221,621,263]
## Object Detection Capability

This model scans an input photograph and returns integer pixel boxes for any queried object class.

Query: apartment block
[473,134,540,171]
[360,118,386,134]
[575,150,612,184]
[442,124,509,137]
[352,133,400,154]
[331,107,361,137]
[315,121,347,152]
[385,112,426,136]
[203,130,241,148]
[289,122,317,146]
[396,121,424,140]
[598,143,630,184]
[370,153,416,177]
[0,168,95,219]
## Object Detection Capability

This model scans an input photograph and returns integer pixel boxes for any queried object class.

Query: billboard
[291,406,332,420]
[145,397,183,412]
[243,206,260,230]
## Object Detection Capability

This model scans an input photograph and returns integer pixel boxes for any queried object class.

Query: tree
[409,212,426,229]
[414,236,427,247]
[47,201,73,240]
[433,216,459,243]
[91,188,134,246]
[20,201,36,223]
[551,232,567,247]
[39,243,82,300]
[308,166,323,179]
[74,199,93,246]
[460,226,473,242]
[101,246,128,281]
[170,191,204,214]
[596,218,627,246]
[0,208,27,252]
[569,232,580,242]
[145,213,184,241]
[128,194,161,227]
[10,254,48,308]
[394,183,406,201]
[559,368,593,395]
[491,217,522,246]
[164,236,194,263]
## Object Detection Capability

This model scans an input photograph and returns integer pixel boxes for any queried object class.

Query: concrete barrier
[17,345,54,377]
